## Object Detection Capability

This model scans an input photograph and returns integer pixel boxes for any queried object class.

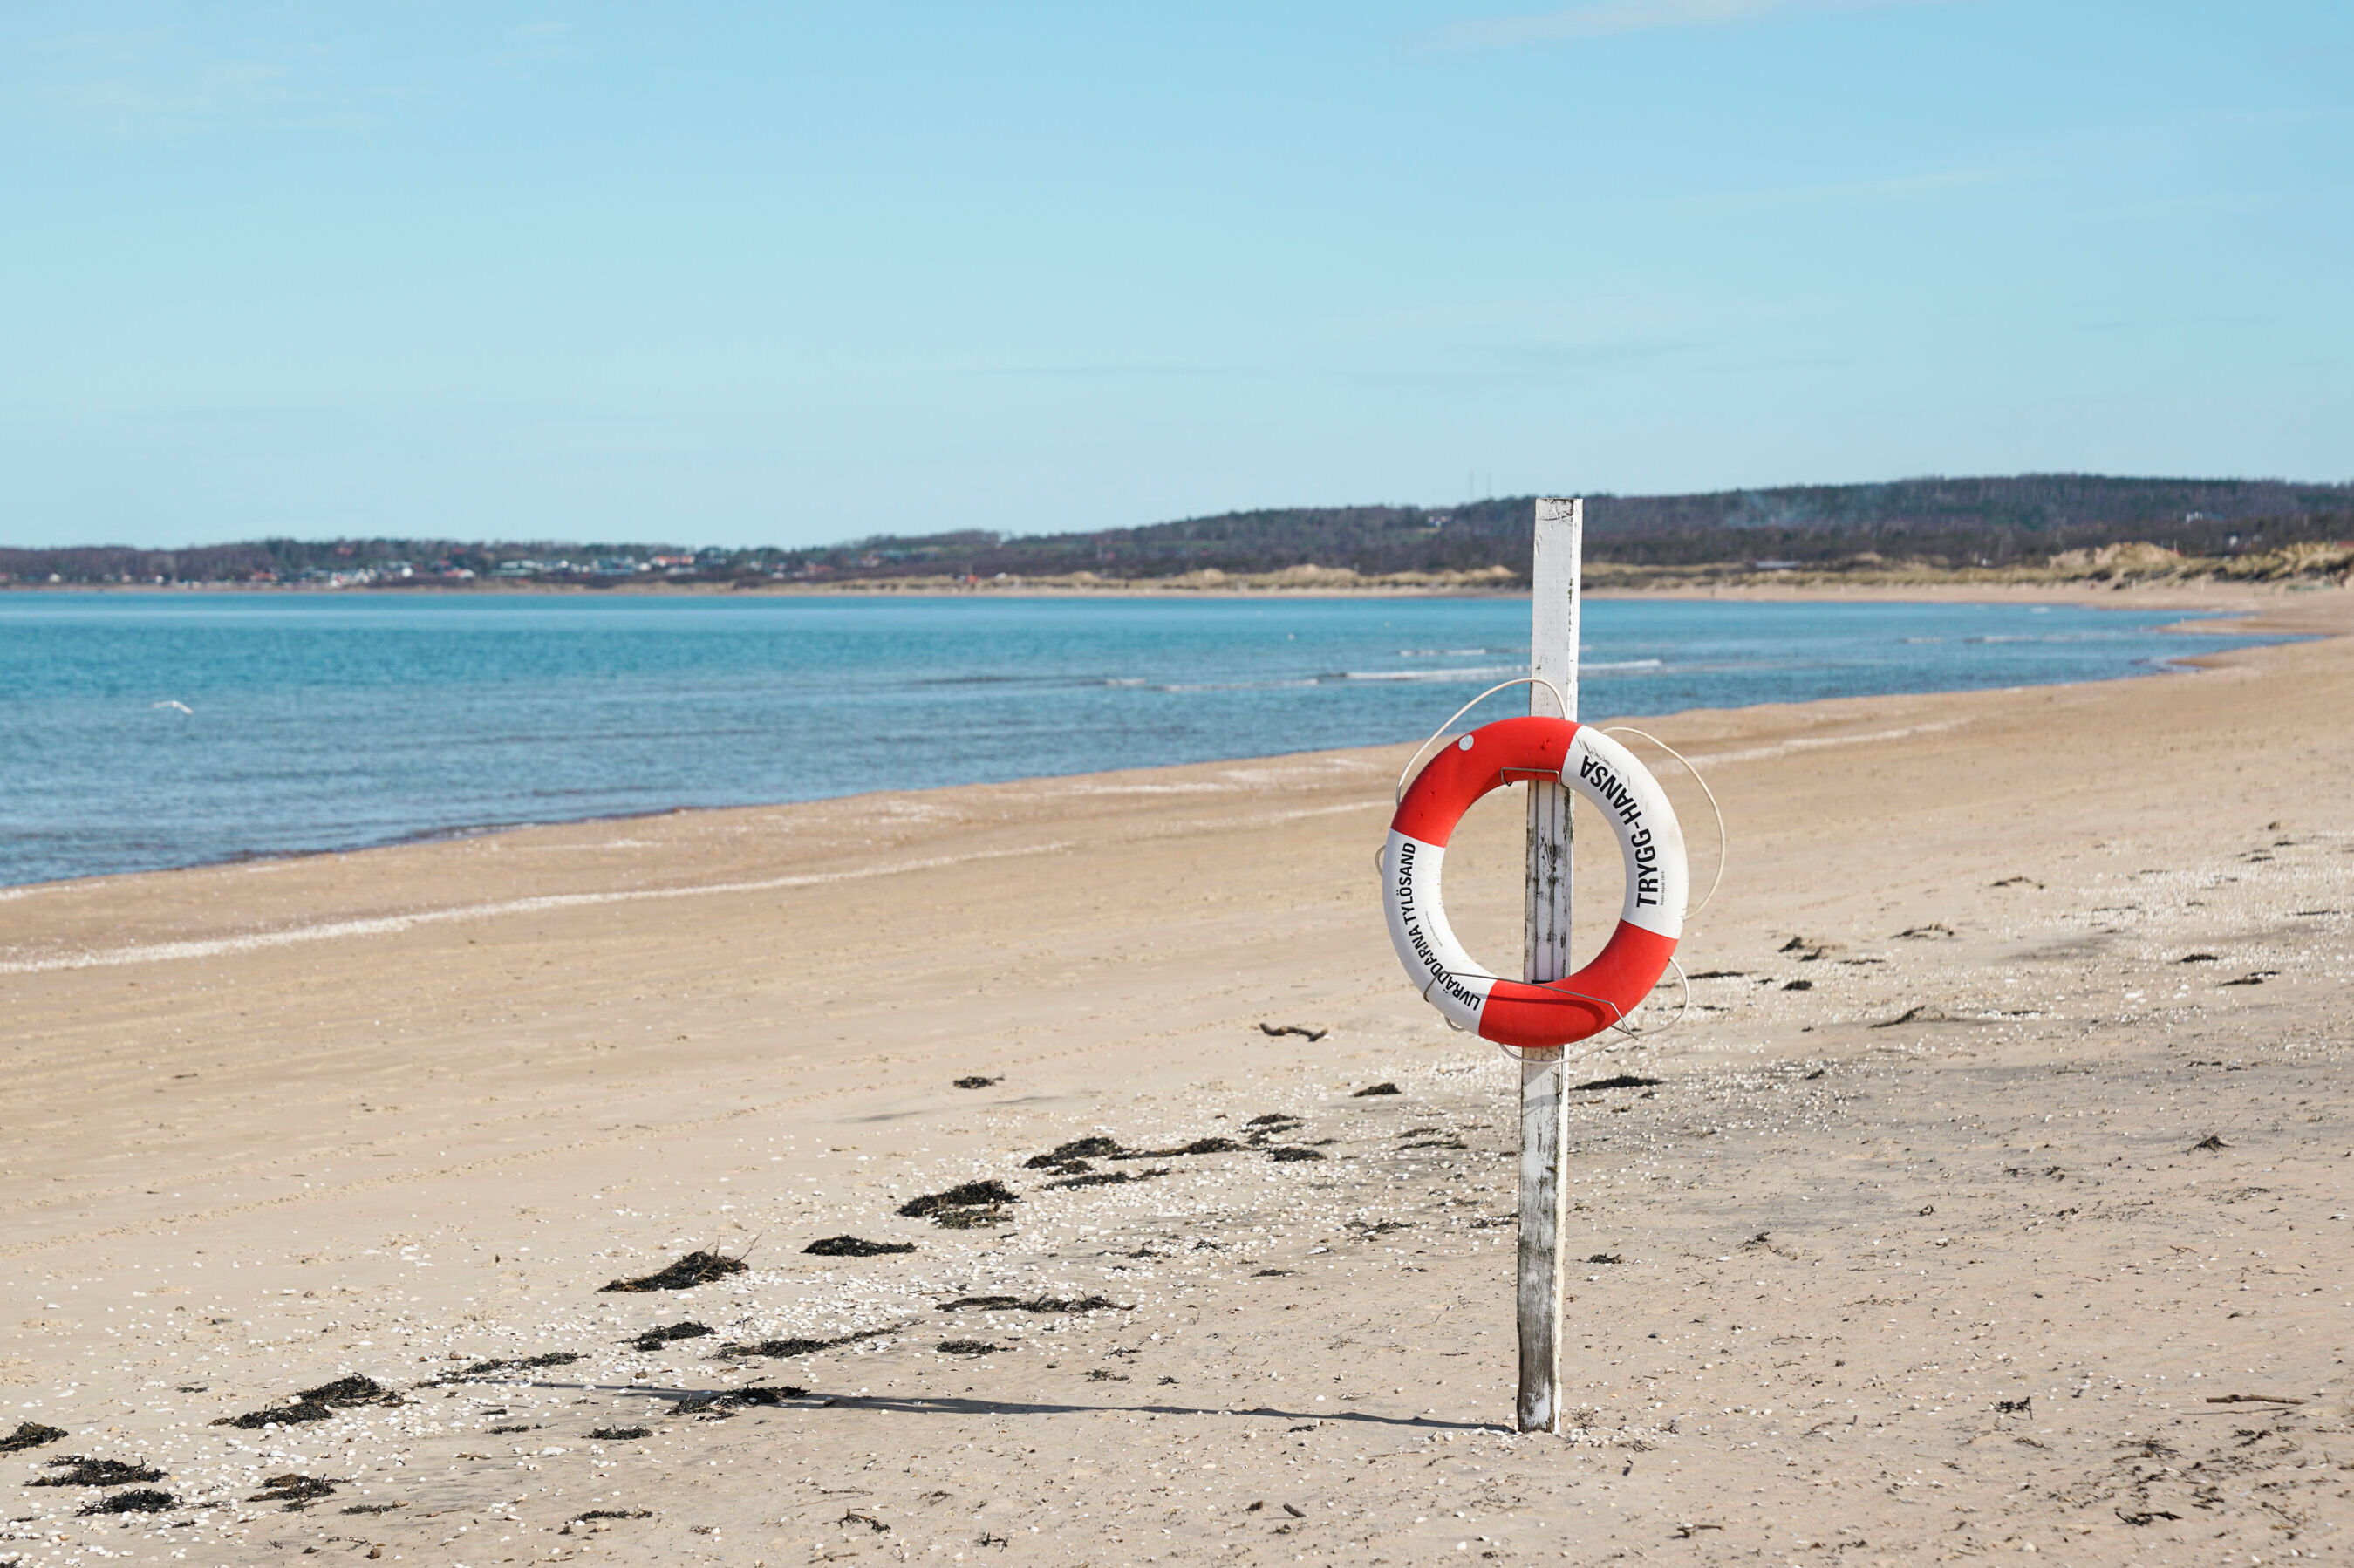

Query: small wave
[1152,678,1321,693]
[1903,637,1943,644]
[1396,647,1497,657]
[1102,677,1148,686]
[1335,665,1525,682]
[1341,658,1661,683]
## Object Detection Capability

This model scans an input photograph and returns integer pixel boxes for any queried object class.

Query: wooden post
[1517,496,1580,1434]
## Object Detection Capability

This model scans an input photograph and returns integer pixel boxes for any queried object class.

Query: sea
[0,592,2281,889]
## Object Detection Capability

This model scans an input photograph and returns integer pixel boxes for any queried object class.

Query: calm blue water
[0,593,2275,888]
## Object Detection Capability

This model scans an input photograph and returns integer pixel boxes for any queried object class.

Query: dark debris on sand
[671,1386,806,1415]
[1113,1137,1238,1161]
[454,1351,582,1379]
[589,1426,652,1441]
[30,1458,166,1488]
[571,1508,654,1523]
[1352,1082,1402,1097]
[0,1422,65,1454]
[248,1474,346,1509]
[1022,1136,1122,1169]
[1241,1115,1307,1146]
[78,1490,175,1516]
[1267,1147,1326,1162]
[1257,1023,1327,1041]
[214,1375,403,1430]
[1045,1166,1170,1191]
[341,1502,405,1515]
[716,1326,894,1360]
[897,1180,1020,1227]
[1571,1074,1663,1092]
[932,1210,1010,1231]
[600,1251,748,1293]
[937,1340,999,1356]
[937,1294,1126,1314]
[628,1321,713,1352]
[952,1076,1000,1089]
[803,1236,917,1258]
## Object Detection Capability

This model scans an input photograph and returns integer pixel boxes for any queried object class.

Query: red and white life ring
[1383,717,1686,1049]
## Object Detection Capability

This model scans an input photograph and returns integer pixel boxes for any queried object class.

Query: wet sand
[3,583,2350,1567]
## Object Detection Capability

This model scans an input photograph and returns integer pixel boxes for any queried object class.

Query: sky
[3,2,2348,550]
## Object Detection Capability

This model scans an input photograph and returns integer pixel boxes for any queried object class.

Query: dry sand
[3,584,2350,1568]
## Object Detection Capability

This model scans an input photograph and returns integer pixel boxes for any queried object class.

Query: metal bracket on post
[1517,496,1581,1435]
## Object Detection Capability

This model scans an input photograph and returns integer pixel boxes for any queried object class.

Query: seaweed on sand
[628,1321,713,1351]
[213,1375,403,1430]
[454,1351,582,1378]
[803,1236,917,1258]
[78,1488,175,1516]
[600,1251,749,1292]
[1045,1167,1170,1191]
[1241,1115,1306,1146]
[31,1458,166,1487]
[0,1422,65,1454]
[897,1180,1019,1227]
[248,1474,345,1509]
[669,1385,807,1415]
[1022,1137,1122,1169]
[936,1294,1126,1314]
[1110,1137,1238,1161]
[715,1326,895,1360]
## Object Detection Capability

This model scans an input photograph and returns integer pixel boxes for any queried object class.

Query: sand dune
[3,583,2349,1566]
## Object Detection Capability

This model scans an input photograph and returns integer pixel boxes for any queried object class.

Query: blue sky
[3,2,2347,549]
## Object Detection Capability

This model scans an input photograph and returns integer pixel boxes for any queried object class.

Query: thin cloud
[986,364,1253,378]
[1432,0,1961,50]
[11,17,579,135]
[1658,165,2017,212]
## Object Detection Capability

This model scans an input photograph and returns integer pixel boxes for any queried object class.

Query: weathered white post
[1517,496,1580,1434]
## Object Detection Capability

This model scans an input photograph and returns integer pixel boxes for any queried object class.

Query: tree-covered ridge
[5,474,2348,585]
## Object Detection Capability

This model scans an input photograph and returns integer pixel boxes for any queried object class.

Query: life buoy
[1383,717,1687,1049]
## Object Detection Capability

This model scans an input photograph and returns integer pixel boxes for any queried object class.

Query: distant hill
[4,474,2349,586]
[844,474,2354,579]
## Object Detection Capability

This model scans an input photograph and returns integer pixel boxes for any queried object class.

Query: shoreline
[3,584,2349,1563]
[1,583,2334,897]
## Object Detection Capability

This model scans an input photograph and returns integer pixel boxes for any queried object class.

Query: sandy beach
[3,583,2350,1567]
